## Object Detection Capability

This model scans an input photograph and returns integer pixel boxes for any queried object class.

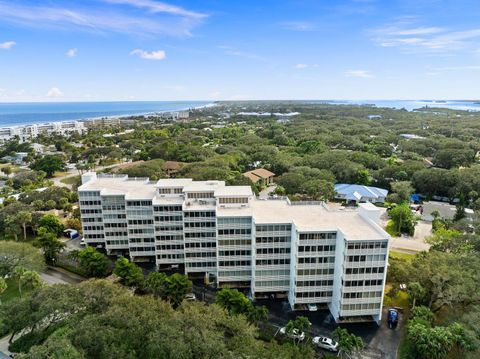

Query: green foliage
[77,247,110,278]
[39,214,65,236]
[144,272,192,308]
[285,316,311,338]
[30,155,66,177]
[1,280,311,359]
[425,228,475,253]
[37,227,65,264]
[0,241,45,277]
[113,256,144,287]
[332,327,364,357]
[389,181,414,204]
[215,288,269,324]
[389,203,416,236]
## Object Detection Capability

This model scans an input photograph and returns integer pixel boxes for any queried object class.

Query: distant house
[243,168,275,186]
[334,184,388,204]
[31,143,46,154]
[164,161,182,178]
[400,134,426,140]
[422,201,475,222]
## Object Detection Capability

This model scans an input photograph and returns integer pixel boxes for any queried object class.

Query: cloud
[280,21,316,32]
[0,1,206,37]
[66,48,78,57]
[103,0,206,18]
[47,87,64,98]
[294,63,308,69]
[344,70,373,78]
[371,21,480,54]
[130,49,166,60]
[0,41,15,49]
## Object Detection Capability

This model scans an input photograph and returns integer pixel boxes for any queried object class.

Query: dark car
[388,308,399,329]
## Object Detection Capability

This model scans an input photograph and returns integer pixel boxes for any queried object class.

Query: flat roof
[79,176,156,199]
[249,199,387,240]
[155,178,193,187]
[183,180,225,192]
[214,186,253,197]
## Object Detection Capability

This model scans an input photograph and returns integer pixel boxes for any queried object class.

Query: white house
[334,184,388,204]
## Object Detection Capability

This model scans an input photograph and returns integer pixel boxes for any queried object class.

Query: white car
[307,303,317,312]
[313,336,339,352]
[279,327,305,341]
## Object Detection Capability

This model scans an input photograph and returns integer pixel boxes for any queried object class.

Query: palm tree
[17,210,32,241]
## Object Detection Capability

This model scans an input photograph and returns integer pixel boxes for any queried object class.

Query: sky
[1,0,480,102]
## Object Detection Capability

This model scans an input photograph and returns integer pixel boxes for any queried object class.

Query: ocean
[0,100,479,128]
[0,101,212,127]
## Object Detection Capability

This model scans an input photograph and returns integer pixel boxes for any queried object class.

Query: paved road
[40,266,85,285]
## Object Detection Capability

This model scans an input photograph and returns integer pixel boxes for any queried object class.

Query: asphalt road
[41,266,85,285]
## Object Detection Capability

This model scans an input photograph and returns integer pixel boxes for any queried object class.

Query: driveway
[40,266,84,285]
[259,185,277,199]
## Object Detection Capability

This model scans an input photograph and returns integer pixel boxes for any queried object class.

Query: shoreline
[0,102,217,129]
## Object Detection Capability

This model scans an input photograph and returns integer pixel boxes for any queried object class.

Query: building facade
[79,172,390,323]
[0,121,86,144]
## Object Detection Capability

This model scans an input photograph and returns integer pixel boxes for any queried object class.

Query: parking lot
[258,299,402,359]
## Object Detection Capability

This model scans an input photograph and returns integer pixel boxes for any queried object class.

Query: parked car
[307,303,318,312]
[312,336,339,352]
[388,308,399,329]
[185,293,196,301]
[279,327,305,341]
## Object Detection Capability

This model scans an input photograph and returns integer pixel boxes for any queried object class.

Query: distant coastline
[1,99,480,129]
[0,101,215,128]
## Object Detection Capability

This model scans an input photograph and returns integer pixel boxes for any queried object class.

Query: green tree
[144,271,168,298]
[30,155,66,177]
[0,241,45,276]
[4,215,21,241]
[13,267,43,297]
[37,227,65,264]
[389,203,416,236]
[215,288,253,315]
[284,316,311,344]
[389,181,414,204]
[425,228,473,253]
[332,327,364,358]
[39,214,64,236]
[113,256,144,287]
[78,247,110,278]
[407,282,428,309]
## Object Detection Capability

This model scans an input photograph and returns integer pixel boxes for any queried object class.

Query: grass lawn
[53,171,69,177]
[60,175,80,185]
[389,250,416,262]
[383,285,410,308]
[0,278,32,303]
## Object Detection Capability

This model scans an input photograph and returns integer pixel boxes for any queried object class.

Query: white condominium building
[0,121,86,143]
[79,172,390,323]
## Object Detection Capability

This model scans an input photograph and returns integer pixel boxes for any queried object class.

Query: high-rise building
[79,172,390,323]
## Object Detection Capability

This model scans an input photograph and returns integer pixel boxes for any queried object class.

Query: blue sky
[1,0,480,101]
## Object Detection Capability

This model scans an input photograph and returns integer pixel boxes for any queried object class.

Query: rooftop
[214,186,253,197]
